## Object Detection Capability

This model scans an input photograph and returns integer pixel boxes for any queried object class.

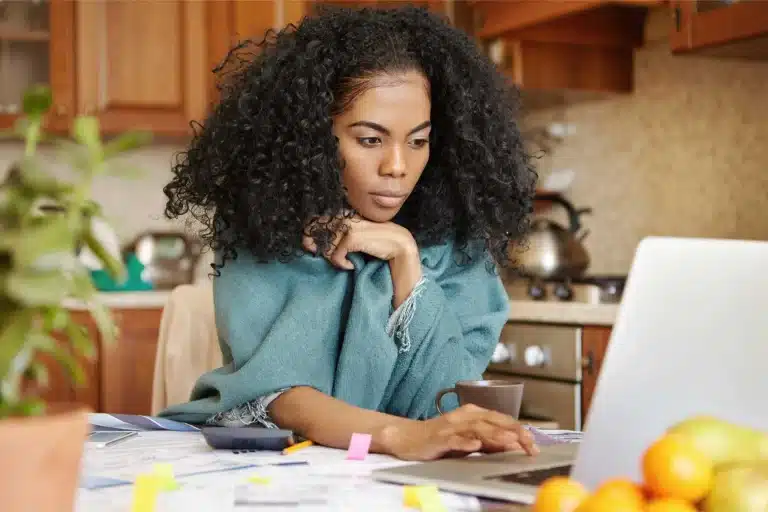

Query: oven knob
[524,345,547,367]
[491,343,511,363]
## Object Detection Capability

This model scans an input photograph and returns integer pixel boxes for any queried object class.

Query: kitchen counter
[509,299,618,326]
[64,290,172,310]
[64,291,618,326]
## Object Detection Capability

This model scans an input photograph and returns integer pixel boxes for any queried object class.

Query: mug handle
[435,388,457,415]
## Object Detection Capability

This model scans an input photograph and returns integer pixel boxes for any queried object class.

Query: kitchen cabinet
[580,325,612,426]
[474,3,651,110]
[670,0,768,59]
[0,0,75,132]
[33,307,163,416]
[75,1,209,136]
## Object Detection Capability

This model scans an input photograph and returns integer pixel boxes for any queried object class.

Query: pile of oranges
[533,433,714,512]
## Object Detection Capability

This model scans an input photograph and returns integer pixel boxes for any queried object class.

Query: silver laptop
[372,237,768,503]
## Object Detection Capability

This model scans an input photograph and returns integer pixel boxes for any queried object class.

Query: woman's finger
[328,231,355,270]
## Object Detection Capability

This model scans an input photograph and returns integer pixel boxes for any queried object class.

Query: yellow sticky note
[415,487,447,512]
[131,474,160,512]
[247,475,272,485]
[151,463,180,491]
[403,485,441,510]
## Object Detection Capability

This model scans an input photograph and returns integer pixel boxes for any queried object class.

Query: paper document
[89,413,199,432]
[526,426,584,445]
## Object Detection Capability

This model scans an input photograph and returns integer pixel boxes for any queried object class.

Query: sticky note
[151,463,180,491]
[346,432,372,460]
[403,485,446,511]
[282,440,314,455]
[247,475,272,485]
[131,474,160,512]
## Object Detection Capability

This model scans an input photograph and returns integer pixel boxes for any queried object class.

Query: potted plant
[0,85,151,512]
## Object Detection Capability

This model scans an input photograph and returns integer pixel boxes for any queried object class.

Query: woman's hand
[379,404,539,462]
[303,216,415,269]
[303,216,422,307]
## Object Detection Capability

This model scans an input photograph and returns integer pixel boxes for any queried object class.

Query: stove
[504,275,626,304]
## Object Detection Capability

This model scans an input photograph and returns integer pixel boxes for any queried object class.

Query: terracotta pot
[0,405,90,512]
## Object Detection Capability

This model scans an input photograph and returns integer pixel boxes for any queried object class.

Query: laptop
[372,237,768,503]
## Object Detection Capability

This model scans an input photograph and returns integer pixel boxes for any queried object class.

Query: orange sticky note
[282,440,313,455]
[131,474,160,512]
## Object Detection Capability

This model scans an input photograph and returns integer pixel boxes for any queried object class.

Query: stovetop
[504,275,627,305]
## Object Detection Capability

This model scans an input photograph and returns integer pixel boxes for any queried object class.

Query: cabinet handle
[673,6,682,32]
[581,351,594,375]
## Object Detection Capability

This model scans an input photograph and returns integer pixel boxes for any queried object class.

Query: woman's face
[332,71,431,223]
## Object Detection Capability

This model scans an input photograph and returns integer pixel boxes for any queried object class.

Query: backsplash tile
[524,43,768,274]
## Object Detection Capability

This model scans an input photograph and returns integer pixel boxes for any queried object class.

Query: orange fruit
[533,476,589,512]
[575,478,646,512]
[642,433,714,502]
[645,498,699,512]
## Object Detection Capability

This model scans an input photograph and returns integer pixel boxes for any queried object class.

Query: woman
[161,5,537,461]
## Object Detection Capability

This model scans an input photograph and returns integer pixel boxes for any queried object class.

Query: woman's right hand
[380,404,540,461]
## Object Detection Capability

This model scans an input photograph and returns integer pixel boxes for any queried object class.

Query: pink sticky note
[346,433,372,460]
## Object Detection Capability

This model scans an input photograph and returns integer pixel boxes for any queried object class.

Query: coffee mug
[435,380,524,418]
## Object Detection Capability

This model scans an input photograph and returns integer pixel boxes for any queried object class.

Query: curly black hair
[163,5,536,271]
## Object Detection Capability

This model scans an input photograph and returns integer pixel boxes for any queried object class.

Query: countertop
[63,290,172,310]
[508,300,618,327]
[64,291,618,326]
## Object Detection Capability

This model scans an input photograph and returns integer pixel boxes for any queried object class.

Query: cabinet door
[670,0,768,56]
[0,0,75,131]
[580,325,612,425]
[75,0,208,136]
[30,311,100,412]
[101,308,163,415]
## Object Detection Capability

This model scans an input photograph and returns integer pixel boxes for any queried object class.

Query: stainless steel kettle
[517,193,592,280]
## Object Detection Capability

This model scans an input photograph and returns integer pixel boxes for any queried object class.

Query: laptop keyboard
[485,465,573,486]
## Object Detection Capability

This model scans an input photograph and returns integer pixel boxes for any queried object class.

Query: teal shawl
[159,241,510,423]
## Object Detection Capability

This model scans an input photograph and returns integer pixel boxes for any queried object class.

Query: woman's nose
[380,145,407,178]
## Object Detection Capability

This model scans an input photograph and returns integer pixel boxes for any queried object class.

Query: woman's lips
[370,193,407,208]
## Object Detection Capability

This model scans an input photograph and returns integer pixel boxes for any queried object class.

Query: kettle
[517,193,592,281]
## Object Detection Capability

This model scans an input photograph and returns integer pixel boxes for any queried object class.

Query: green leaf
[0,310,35,401]
[72,116,102,152]
[17,157,74,197]
[28,332,85,387]
[23,361,49,388]
[103,131,152,158]
[5,214,76,269]
[5,269,72,306]
[89,301,118,346]
[65,319,96,360]
[71,268,96,302]
[84,220,126,282]
[42,306,69,331]
[14,398,46,417]
[105,161,148,180]
[22,85,53,117]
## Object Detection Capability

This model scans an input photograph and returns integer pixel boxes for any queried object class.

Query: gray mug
[435,380,524,418]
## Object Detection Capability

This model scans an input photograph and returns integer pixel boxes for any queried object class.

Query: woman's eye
[409,138,429,149]
[357,137,381,147]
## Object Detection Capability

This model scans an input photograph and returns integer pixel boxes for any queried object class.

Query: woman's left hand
[303,216,423,307]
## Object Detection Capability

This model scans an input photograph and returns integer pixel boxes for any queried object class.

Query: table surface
[76,431,538,511]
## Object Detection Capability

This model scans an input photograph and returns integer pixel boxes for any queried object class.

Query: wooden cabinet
[670,0,768,59]
[100,309,164,415]
[37,308,163,416]
[0,0,75,131]
[580,325,612,425]
[75,1,209,136]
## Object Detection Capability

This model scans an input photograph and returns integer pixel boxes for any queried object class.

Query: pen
[282,440,313,455]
